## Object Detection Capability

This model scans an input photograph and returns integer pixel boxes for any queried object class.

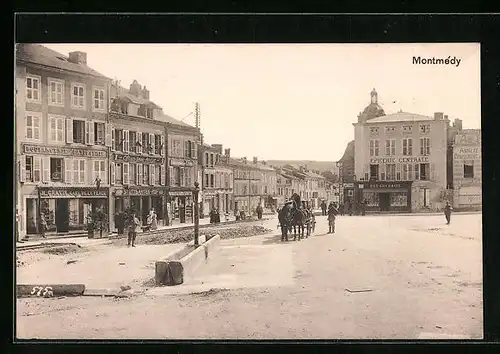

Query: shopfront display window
[363,191,379,206]
[391,192,408,207]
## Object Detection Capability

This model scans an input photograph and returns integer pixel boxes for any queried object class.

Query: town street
[16,213,482,340]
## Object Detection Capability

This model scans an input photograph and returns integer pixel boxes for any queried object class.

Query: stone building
[452,129,482,210]
[108,80,167,229]
[198,143,234,217]
[353,89,449,213]
[15,44,112,239]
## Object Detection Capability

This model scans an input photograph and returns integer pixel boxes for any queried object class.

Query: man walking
[444,201,453,225]
[327,202,338,234]
[127,212,140,247]
[321,200,327,216]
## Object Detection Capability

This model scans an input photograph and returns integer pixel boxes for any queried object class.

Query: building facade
[452,129,482,210]
[227,156,263,215]
[16,44,112,239]
[108,80,167,229]
[199,144,234,217]
[354,89,449,213]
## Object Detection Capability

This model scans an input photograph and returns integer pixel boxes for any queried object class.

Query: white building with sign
[452,129,482,210]
[15,44,111,239]
[353,89,450,213]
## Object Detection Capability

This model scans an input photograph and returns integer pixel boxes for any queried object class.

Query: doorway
[141,196,150,225]
[179,197,186,223]
[55,199,70,233]
[379,193,390,211]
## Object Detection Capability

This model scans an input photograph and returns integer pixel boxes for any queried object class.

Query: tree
[321,170,338,183]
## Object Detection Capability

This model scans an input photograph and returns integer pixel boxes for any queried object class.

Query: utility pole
[194,102,200,129]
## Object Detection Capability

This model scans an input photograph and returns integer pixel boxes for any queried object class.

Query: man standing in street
[321,200,327,216]
[127,212,140,247]
[444,201,453,225]
[256,204,263,220]
[327,202,338,234]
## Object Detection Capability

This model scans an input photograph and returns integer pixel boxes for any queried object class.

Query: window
[48,116,65,143]
[26,75,41,102]
[123,163,129,185]
[25,156,41,182]
[369,140,379,157]
[419,188,431,207]
[171,139,182,157]
[115,164,123,185]
[49,158,63,182]
[402,164,409,180]
[184,167,192,187]
[94,122,105,145]
[155,165,161,185]
[143,165,150,185]
[73,159,85,184]
[414,164,420,180]
[120,101,128,114]
[93,160,106,184]
[143,133,150,154]
[146,108,154,119]
[419,163,430,181]
[385,126,396,133]
[138,104,146,117]
[93,88,105,110]
[369,164,379,180]
[385,139,396,156]
[369,127,379,134]
[130,164,136,185]
[130,132,137,153]
[386,164,396,181]
[73,120,86,144]
[420,124,430,133]
[25,113,41,140]
[205,153,209,167]
[136,164,143,185]
[204,173,209,187]
[155,135,161,155]
[210,154,214,167]
[464,161,474,178]
[403,125,413,133]
[420,137,430,155]
[185,141,192,158]
[402,138,413,156]
[71,84,85,108]
[210,174,214,187]
[114,129,123,151]
[48,79,64,106]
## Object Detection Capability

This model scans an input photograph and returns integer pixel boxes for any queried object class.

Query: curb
[17,284,85,298]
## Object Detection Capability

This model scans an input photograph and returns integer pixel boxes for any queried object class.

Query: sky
[44,43,481,162]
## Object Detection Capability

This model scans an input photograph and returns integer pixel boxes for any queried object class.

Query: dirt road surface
[16,213,482,340]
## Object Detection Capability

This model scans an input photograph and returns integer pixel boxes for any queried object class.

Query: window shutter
[105,123,112,147]
[122,130,128,152]
[160,135,165,156]
[123,162,129,185]
[89,122,95,145]
[191,141,196,159]
[161,166,166,185]
[110,163,115,185]
[137,132,142,154]
[184,140,189,157]
[148,133,154,154]
[85,121,90,145]
[19,157,26,183]
[431,163,436,181]
[66,118,73,143]
[169,166,174,186]
[83,160,89,185]
[149,164,154,185]
[33,157,41,182]
[111,128,116,151]
[65,158,73,184]
[409,138,413,155]
[136,163,142,185]
[42,157,50,182]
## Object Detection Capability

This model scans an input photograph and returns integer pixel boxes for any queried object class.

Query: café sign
[23,144,107,158]
[114,153,164,164]
[170,191,193,197]
[39,187,107,198]
[128,188,164,196]
[367,181,411,189]
[453,147,480,160]
[170,158,194,167]
[369,156,429,164]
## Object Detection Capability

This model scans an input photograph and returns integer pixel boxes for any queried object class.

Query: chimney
[129,80,142,97]
[253,157,258,164]
[142,86,150,100]
[243,157,247,164]
[434,112,444,120]
[224,148,231,157]
[455,119,463,131]
[444,114,449,120]
[211,144,223,155]
[68,51,87,65]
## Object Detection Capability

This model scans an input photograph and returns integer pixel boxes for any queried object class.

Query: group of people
[320,200,367,217]
[114,208,158,247]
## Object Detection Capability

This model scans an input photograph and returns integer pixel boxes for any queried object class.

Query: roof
[366,111,434,123]
[156,112,195,128]
[339,140,355,162]
[16,44,110,79]
[113,85,162,109]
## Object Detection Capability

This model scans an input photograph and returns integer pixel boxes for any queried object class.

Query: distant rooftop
[366,111,434,124]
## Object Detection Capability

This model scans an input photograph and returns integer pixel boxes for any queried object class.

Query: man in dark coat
[321,201,327,216]
[256,204,263,220]
[444,201,453,225]
[127,212,140,247]
[327,202,339,234]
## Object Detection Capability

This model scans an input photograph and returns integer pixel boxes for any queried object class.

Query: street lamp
[193,181,200,247]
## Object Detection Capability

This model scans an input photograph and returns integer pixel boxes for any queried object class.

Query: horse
[290,208,308,240]
[278,204,293,242]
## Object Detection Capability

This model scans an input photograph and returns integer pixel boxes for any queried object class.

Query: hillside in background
[266,160,338,173]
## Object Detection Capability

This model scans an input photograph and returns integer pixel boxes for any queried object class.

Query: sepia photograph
[14,42,482,340]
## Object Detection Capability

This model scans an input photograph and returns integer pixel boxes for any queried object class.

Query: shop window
[391,192,408,207]
[73,120,86,144]
[50,158,63,182]
[94,122,105,145]
[464,162,474,178]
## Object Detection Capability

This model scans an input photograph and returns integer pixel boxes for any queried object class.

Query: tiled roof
[339,140,355,163]
[156,113,195,128]
[366,111,434,123]
[16,44,110,79]
[113,85,162,109]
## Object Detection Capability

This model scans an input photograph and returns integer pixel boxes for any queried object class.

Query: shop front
[168,189,194,224]
[358,180,412,213]
[25,186,109,235]
[113,186,167,227]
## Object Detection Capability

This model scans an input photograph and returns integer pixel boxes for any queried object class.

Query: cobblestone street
[16,213,482,340]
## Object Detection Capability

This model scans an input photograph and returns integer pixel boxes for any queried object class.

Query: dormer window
[120,101,128,114]
[146,108,154,118]
[138,104,146,117]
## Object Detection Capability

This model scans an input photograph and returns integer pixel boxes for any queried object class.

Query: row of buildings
[336,89,482,213]
[15,44,335,239]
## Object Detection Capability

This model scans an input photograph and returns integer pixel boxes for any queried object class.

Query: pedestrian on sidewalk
[39,213,47,238]
[127,212,140,247]
[444,201,453,225]
[327,202,338,234]
[256,204,263,220]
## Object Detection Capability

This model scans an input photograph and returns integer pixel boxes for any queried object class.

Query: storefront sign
[170,158,194,167]
[169,191,193,197]
[453,147,480,160]
[343,183,354,188]
[127,188,165,196]
[367,181,410,189]
[23,144,107,158]
[39,187,108,198]
[114,153,164,164]
[369,156,429,164]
